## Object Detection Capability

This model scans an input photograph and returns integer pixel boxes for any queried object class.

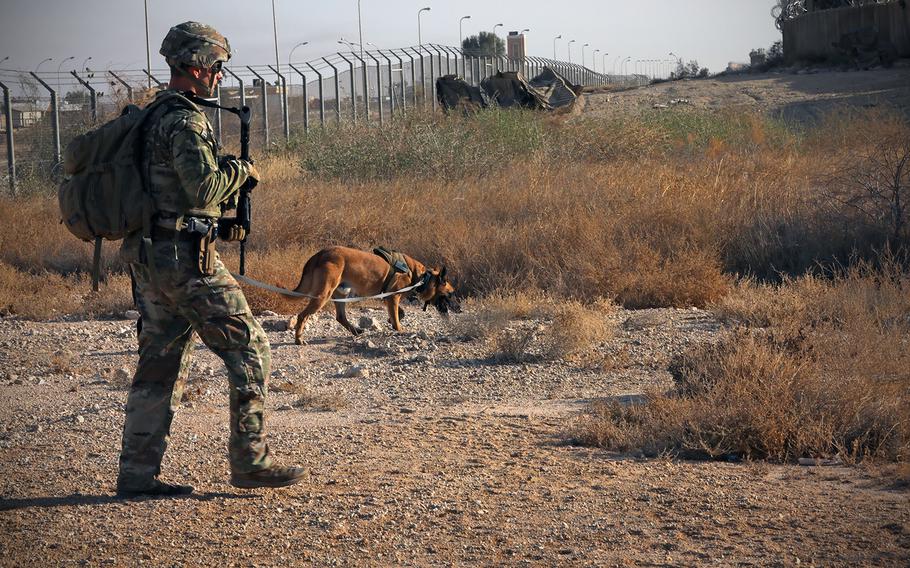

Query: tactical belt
[150,225,197,242]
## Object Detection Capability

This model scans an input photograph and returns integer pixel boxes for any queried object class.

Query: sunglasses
[210,61,224,73]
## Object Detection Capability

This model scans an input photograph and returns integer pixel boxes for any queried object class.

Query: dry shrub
[0,262,132,319]
[292,388,348,412]
[490,324,539,364]
[544,300,616,362]
[448,289,553,341]
[573,262,910,463]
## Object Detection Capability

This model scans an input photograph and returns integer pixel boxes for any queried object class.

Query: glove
[218,219,246,242]
[241,159,260,190]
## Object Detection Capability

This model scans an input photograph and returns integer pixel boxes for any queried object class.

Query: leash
[231,272,428,304]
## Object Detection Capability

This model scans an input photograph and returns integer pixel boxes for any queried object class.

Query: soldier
[116,21,305,497]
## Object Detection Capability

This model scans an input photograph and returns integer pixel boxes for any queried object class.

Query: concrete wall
[782,2,910,62]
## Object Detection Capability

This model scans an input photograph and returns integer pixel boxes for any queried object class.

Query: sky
[0,0,781,75]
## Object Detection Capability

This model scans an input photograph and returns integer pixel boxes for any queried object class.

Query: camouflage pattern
[117,81,267,491]
[159,21,231,69]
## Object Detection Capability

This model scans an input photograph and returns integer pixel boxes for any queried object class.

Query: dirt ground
[583,63,910,122]
[1,303,908,567]
[2,67,910,566]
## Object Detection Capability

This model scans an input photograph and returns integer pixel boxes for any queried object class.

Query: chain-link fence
[1,44,635,194]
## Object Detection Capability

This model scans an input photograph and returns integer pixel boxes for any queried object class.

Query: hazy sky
[1,1,781,74]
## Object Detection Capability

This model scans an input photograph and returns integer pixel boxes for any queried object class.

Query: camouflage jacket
[145,88,251,221]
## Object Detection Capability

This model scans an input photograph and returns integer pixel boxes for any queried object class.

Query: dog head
[415,266,461,315]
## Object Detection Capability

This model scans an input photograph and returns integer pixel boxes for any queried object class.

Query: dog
[284,246,460,345]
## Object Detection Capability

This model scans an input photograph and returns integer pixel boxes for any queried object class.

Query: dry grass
[543,300,616,362]
[1,107,906,320]
[572,261,910,463]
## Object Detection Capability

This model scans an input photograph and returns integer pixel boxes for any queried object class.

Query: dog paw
[294,336,305,346]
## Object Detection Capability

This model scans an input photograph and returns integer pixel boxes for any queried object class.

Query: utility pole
[144,0,151,88]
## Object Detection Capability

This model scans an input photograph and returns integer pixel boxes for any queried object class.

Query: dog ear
[439,266,447,281]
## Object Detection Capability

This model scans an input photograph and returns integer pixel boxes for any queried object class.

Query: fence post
[366,51,383,126]
[306,63,325,129]
[29,72,62,170]
[108,71,134,102]
[412,47,427,109]
[392,51,406,113]
[425,46,436,112]
[71,70,98,123]
[289,64,309,133]
[351,52,370,122]
[267,65,290,141]
[322,58,341,125]
[351,51,372,123]
[246,66,269,148]
[381,51,394,119]
[337,53,357,123]
[405,49,417,108]
[0,80,16,195]
[143,70,165,88]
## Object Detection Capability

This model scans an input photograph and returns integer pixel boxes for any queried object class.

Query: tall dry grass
[571,259,910,462]
[0,106,906,318]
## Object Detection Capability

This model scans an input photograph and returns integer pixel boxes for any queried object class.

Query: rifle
[184,92,254,275]
[235,105,252,275]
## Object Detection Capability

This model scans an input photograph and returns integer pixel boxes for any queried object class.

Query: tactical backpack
[58,92,194,290]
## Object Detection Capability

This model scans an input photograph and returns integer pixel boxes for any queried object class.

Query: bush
[571,261,910,462]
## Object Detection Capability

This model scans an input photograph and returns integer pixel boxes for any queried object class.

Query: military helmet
[160,21,231,69]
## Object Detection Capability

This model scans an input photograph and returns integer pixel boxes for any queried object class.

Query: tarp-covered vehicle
[436,75,489,114]
[436,67,579,113]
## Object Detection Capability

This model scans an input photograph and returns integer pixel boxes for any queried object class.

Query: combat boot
[230,465,306,489]
[116,479,194,498]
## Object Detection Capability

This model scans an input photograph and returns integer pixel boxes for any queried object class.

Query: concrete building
[507,32,527,61]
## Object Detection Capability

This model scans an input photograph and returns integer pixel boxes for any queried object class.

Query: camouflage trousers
[117,238,272,489]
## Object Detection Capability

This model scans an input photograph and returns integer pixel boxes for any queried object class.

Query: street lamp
[35,57,53,74]
[582,43,589,68]
[669,51,681,77]
[553,35,561,60]
[80,56,92,73]
[567,39,575,63]
[417,7,430,47]
[460,16,471,47]
[0,57,8,65]
[493,23,503,36]
[622,56,631,76]
[57,56,74,95]
[288,41,308,66]
[593,48,600,73]
[602,52,609,75]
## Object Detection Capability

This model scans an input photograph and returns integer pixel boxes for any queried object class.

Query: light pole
[613,54,622,74]
[669,51,681,77]
[80,56,92,74]
[289,41,308,66]
[567,39,575,63]
[0,57,8,65]
[417,7,430,47]
[582,43,589,68]
[271,0,281,75]
[593,49,600,73]
[493,23,503,36]
[357,0,364,60]
[460,16,471,48]
[56,56,74,96]
[602,52,608,75]
[622,56,631,76]
[553,35,561,60]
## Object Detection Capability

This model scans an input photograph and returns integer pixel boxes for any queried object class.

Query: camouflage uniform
[117,25,271,492]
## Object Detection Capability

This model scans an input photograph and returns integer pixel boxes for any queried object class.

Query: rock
[261,318,290,332]
[358,316,382,331]
[399,407,416,414]
[75,415,85,424]
[115,368,131,382]
[342,365,369,379]
[123,310,141,320]
[365,341,378,350]
[261,310,279,317]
